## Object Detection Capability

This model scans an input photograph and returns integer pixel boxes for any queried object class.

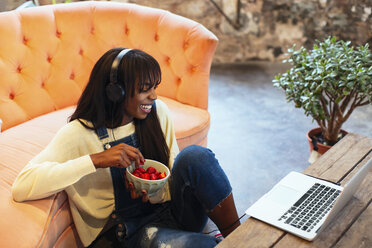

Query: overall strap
[95,126,112,150]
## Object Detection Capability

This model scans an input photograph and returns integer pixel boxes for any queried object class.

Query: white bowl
[126,159,170,196]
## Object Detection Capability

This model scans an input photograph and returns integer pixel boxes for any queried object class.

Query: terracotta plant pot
[306,127,348,155]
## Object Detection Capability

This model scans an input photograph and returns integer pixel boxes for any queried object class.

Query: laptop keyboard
[278,183,341,232]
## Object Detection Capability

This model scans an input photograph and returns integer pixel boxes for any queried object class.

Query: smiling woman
[12,48,241,248]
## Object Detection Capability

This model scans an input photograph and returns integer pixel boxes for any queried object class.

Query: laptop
[245,156,372,241]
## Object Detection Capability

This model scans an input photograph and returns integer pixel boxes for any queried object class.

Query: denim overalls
[95,126,231,248]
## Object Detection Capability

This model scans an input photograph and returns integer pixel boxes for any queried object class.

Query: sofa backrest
[0,1,218,131]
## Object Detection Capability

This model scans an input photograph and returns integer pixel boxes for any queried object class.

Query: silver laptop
[245,156,372,241]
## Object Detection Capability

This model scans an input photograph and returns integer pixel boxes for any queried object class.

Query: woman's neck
[121,115,133,126]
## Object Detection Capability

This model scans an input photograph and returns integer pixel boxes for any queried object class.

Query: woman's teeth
[140,104,152,112]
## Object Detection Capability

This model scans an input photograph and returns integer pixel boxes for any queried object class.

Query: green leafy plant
[32,0,72,5]
[52,0,72,4]
[273,36,372,145]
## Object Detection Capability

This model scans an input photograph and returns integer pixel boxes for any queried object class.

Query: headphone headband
[109,48,133,84]
[106,48,133,102]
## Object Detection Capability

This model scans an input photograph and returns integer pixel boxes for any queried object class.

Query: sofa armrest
[1,191,80,248]
[0,107,81,248]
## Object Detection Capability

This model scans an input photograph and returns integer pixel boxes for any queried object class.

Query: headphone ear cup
[106,48,132,103]
[106,82,125,102]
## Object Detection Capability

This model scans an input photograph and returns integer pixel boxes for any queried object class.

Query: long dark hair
[70,48,169,166]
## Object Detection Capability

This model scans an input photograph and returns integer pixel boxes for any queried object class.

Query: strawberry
[146,166,156,174]
[150,174,158,180]
[133,172,141,178]
[141,173,150,180]
[159,172,167,179]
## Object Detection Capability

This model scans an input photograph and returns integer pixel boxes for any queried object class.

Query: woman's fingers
[124,171,130,188]
[129,183,138,199]
[125,175,140,199]
[124,172,149,202]
[124,147,145,167]
[118,151,132,168]
[106,143,143,168]
[91,143,145,169]
[116,143,144,168]
[141,190,149,203]
[124,150,141,167]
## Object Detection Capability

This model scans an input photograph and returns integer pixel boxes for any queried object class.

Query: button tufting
[16,65,22,73]
[165,56,170,64]
[47,55,52,63]
[154,33,159,41]
[90,26,95,35]
[70,72,75,80]
[125,27,129,35]
[9,92,15,100]
[56,30,61,38]
[176,77,182,84]
[190,66,197,73]
[183,41,189,49]
[79,48,84,55]
[22,36,28,45]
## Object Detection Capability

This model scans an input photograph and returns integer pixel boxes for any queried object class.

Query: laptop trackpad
[268,185,303,206]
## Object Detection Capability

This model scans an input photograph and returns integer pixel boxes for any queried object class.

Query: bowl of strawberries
[126,159,170,196]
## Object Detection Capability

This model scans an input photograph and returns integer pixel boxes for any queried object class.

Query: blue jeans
[126,145,232,248]
[93,128,232,248]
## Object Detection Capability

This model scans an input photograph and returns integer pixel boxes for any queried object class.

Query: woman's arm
[11,122,97,202]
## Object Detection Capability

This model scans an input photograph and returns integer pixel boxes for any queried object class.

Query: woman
[12,48,240,248]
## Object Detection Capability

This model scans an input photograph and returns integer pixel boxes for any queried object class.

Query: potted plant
[273,36,372,155]
[32,0,72,6]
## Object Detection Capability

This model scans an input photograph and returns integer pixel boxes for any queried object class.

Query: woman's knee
[172,145,226,188]
[171,145,232,212]
[174,145,217,171]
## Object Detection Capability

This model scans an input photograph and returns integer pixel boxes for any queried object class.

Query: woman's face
[121,82,157,125]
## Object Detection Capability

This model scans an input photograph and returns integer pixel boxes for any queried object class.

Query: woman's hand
[124,172,149,202]
[90,143,145,169]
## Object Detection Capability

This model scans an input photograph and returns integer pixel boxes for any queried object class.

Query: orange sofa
[0,1,218,247]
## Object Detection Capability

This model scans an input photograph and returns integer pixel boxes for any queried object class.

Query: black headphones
[106,48,133,102]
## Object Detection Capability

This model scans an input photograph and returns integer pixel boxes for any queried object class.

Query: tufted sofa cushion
[0,1,217,247]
